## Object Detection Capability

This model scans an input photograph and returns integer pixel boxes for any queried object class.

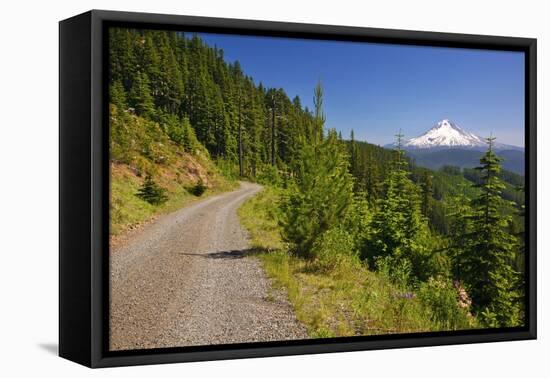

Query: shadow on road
[180,248,257,260]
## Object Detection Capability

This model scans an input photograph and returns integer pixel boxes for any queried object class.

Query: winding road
[109,182,307,351]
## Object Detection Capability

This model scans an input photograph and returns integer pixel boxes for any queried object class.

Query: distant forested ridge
[109,28,525,331]
[405,148,525,175]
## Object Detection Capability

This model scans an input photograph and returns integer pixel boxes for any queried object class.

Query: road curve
[109,182,307,351]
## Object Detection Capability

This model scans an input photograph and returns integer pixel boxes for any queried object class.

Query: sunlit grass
[238,187,475,338]
[110,158,237,237]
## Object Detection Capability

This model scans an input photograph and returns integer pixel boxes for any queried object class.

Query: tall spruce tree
[366,131,433,280]
[446,184,475,279]
[349,129,360,190]
[420,170,434,219]
[110,80,128,110]
[455,136,521,327]
[128,72,155,118]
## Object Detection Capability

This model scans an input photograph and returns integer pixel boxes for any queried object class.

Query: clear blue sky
[196,32,525,147]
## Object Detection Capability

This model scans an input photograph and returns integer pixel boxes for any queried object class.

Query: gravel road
[109,182,307,351]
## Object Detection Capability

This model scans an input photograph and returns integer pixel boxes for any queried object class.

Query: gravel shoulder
[109,182,307,351]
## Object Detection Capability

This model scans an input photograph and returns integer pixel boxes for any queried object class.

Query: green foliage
[417,278,475,330]
[365,133,437,281]
[189,179,207,197]
[281,131,354,258]
[419,170,434,219]
[256,164,282,187]
[239,188,478,337]
[136,175,168,205]
[280,85,354,258]
[215,158,239,181]
[161,113,201,152]
[128,72,155,117]
[449,137,522,327]
[110,80,127,110]
[109,28,319,178]
[313,226,360,272]
[110,169,157,235]
[110,104,173,170]
[375,255,413,289]
[440,165,462,176]
[463,166,525,204]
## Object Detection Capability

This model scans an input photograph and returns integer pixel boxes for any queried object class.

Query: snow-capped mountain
[386,119,523,151]
[382,119,525,174]
[403,119,486,149]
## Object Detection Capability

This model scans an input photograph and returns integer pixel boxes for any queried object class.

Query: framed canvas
[59,10,537,368]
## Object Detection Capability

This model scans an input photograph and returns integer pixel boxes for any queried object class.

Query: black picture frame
[59,9,537,368]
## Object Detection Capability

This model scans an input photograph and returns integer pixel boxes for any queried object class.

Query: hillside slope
[109,105,235,236]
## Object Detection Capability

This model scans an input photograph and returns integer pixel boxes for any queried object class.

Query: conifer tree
[363,150,381,206]
[312,80,325,144]
[109,28,137,91]
[456,136,521,327]
[128,72,155,118]
[420,170,434,219]
[110,80,127,110]
[136,175,168,205]
[349,129,360,189]
[281,130,354,258]
[366,131,433,280]
[281,84,353,258]
[446,184,475,279]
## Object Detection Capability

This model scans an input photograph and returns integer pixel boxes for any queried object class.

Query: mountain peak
[403,119,486,149]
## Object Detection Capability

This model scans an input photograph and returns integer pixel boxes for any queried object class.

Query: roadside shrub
[189,179,207,197]
[136,175,168,205]
[216,158,239,180]
[417,277,474,330]
[256,164,282,187]
[313,226,359,272]
[375,255,413,289]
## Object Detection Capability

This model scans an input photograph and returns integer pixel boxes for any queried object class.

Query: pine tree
[281,84,353,258]
[363,149,381,206]
[446,184,475,279]
[349,129,360,190]
[109,28,137,91]
[420,170,434,219]
[281,130,354,258]
[128,72,155,118]
[456,136,521,327]
[312,80,325,144]
[110,80,127,110]
[136,175,168,205]
[366,131,433,280]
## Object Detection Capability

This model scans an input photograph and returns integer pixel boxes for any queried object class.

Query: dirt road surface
[110,182,307,351]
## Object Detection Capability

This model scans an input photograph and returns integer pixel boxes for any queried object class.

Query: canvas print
[108,27,526,351]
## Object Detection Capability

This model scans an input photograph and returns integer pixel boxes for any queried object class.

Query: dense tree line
[109,28,322,179]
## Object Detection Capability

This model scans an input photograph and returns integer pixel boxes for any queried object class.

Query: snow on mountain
[384,119,524,151]
[403,119,486,149]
